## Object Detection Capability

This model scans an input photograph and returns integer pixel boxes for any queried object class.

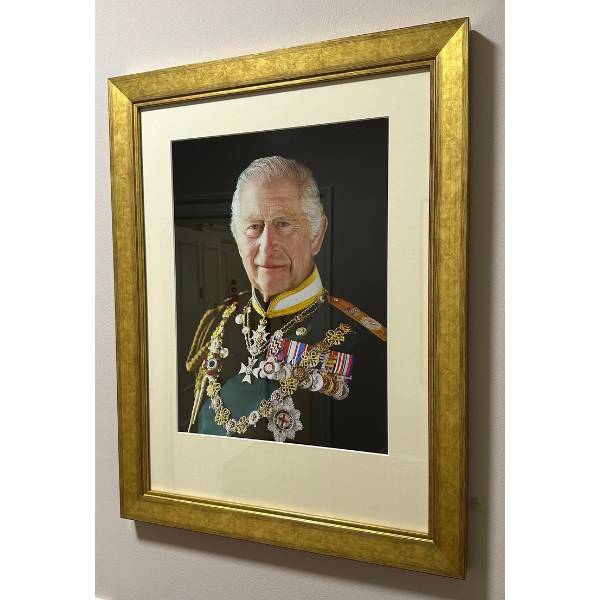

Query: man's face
[236,179,326,302]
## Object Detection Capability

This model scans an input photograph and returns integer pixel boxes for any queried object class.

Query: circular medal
[296,327,307,337]
[262,360,276,376]
[272,408,294,432]
[321,373,336,395]
[309,372,324,391]
[300,374,313,389]
[315,341,329,354]
[270,389,284,405]
[235,314,244,324]
[292,366,307,380]
[333,380,349,400]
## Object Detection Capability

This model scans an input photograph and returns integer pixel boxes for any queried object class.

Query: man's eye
[248,224,260,230]
[278,221,290,227]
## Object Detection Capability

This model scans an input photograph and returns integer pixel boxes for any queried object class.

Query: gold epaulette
[327,296,387,341]
[185,303,230,372]
[186,291,251,373]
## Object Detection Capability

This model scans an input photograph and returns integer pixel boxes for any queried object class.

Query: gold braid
[186,304,226,373]
[187,302,238,432]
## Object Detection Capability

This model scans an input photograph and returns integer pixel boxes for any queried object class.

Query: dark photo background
[172,117,389,453]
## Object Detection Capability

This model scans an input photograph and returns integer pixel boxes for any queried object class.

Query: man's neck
[259,263,314,304]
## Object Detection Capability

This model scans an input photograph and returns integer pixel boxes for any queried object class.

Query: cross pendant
[239,358,261,384]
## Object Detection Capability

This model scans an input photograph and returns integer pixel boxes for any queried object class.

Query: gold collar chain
[188,300,354,442]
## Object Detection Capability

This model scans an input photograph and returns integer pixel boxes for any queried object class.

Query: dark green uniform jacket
[184,267,388,453]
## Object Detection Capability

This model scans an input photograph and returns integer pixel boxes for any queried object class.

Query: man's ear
[311,215,328,256]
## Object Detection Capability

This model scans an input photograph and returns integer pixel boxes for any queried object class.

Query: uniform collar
[252,266,324,318]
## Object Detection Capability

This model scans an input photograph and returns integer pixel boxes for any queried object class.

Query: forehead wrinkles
[240,197,304,220]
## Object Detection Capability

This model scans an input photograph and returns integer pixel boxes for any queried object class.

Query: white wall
[96,1,504,598]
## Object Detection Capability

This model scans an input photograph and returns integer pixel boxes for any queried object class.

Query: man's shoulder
[186,295,246,373]
[327,295,387,341]
[197,290,251,322]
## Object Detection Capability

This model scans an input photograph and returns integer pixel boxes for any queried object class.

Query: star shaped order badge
[251,324,269,345]
[239,358,261,384]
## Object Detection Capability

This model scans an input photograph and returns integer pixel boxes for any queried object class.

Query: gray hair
[230,156,324,240]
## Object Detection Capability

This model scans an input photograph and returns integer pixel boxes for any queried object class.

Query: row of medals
[233,305,351,402]
[257,346,350,401]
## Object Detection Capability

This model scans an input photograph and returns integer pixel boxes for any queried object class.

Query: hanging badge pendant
[239,358,260,383]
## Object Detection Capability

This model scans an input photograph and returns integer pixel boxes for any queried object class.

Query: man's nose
[258,223,277,255]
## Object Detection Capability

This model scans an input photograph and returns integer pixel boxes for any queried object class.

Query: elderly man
[186,156,386,446]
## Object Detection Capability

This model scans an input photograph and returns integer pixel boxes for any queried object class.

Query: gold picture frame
[109,17,468,578]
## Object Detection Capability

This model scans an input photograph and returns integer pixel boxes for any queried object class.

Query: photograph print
[173,118,389,454]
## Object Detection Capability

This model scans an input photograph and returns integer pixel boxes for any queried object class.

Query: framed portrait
[109,17,468,578]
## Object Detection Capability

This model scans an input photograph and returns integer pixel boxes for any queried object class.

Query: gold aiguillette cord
[188,374,208,433]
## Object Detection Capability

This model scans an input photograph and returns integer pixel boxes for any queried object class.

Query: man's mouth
[257,264,287,269]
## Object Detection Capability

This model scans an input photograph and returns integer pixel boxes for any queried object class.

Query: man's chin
[256,277,290,302]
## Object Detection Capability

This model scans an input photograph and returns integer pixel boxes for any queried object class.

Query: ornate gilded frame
[108,18,468,578]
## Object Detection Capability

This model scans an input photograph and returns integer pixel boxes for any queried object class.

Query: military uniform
[185,267,387,450]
